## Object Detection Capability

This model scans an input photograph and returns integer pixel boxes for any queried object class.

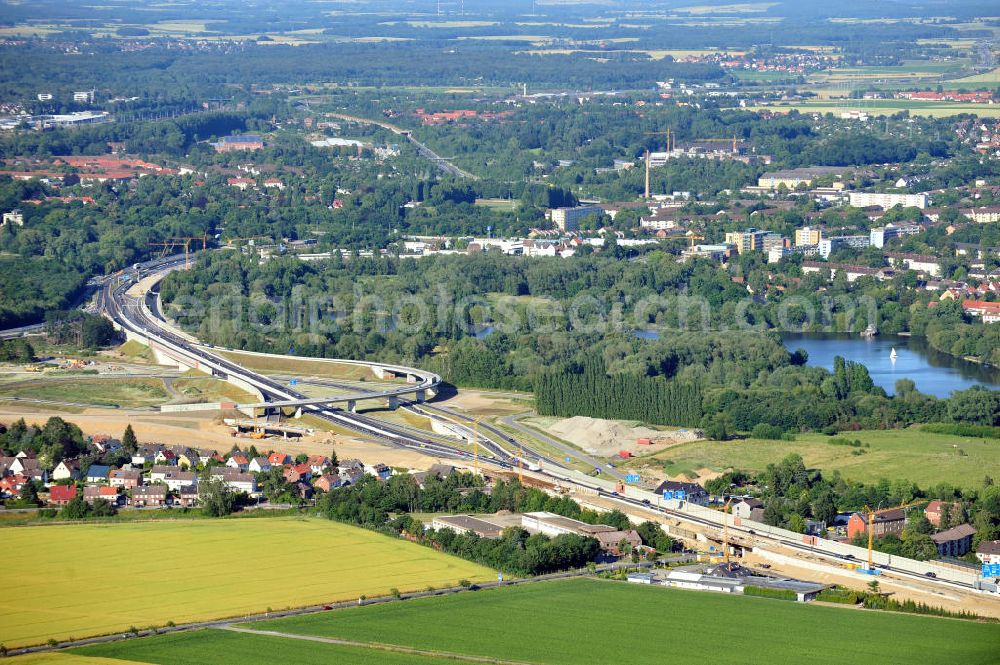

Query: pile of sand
[542,415,702,457]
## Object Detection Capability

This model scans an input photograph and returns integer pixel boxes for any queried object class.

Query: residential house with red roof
[83,485,120,505]
[226,454,250,471]
[962,300,1000,323]
[48,485,77,506]
[924,500,961,528]
[267,452,290,466]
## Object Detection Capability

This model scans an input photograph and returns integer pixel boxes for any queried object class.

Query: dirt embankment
[540,416,702,457]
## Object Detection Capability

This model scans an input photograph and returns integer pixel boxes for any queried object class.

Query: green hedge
[816,587,861,604]
[862,593,993,621]
[743,585,797,601]
[921,423,1000,440]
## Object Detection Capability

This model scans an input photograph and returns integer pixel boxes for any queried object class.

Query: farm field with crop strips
[0,518,491,648]
[246,579,1000,665]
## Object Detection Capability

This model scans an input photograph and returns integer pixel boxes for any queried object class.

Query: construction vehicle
[249,411,267,440]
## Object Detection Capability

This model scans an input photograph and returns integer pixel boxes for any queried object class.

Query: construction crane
[150,235,209,270]
[685,231,705,247]
[862,504,876,572]
[723,498,732,569]
[645,129,674,153]
[860,501,924,572]
[150,240,183,260]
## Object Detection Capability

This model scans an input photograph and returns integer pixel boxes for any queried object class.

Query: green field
[941,66,1000,89]
[15,580,1000,665]
[748,100,1000,118]
[234,579,1000,665]
[732,70,804,82]
[0,378,168,408]
[171,375,256,403]
[474,197,517,209]
[0,518,492,648]
[114,340,155,363]
[629,428,998,489]
[217,350,378,381]
[68,630,457,665]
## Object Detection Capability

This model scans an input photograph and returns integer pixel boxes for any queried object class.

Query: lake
[633,329,1000,397]
[780,333,1000,398]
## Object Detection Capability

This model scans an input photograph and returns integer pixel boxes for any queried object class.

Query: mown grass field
[171,375,256,403]
[0,518,491,648]
[244,579,1000,665]
[941,66,1000,89]
[69,630,456,664]
[0,378,168,408]
[629,428,998,489]
[217,350,378,381]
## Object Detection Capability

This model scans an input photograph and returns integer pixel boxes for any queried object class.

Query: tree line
[535,355,703,427]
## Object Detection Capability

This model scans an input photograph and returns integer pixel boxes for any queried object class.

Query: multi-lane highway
[303,109,477,180]
[97,255,987,599]
[100,257,493,463]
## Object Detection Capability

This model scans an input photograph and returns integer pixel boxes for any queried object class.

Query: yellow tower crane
[863,504,875,571]
[723,498,732,569]
[645,129,674,153]
[860,500,922,572]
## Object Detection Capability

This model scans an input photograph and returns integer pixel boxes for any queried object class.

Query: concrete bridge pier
[294,407,303,419]
[347,400,358,413]
[415,389,426,403]
[387,395,400,410]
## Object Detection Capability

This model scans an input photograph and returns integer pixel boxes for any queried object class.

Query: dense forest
[536,356,703,427]
[0,42,723,105]
[160,250,1000,432]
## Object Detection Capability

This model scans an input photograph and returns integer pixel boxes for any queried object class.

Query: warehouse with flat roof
[430,515,505,539]
[521,511,618,538]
